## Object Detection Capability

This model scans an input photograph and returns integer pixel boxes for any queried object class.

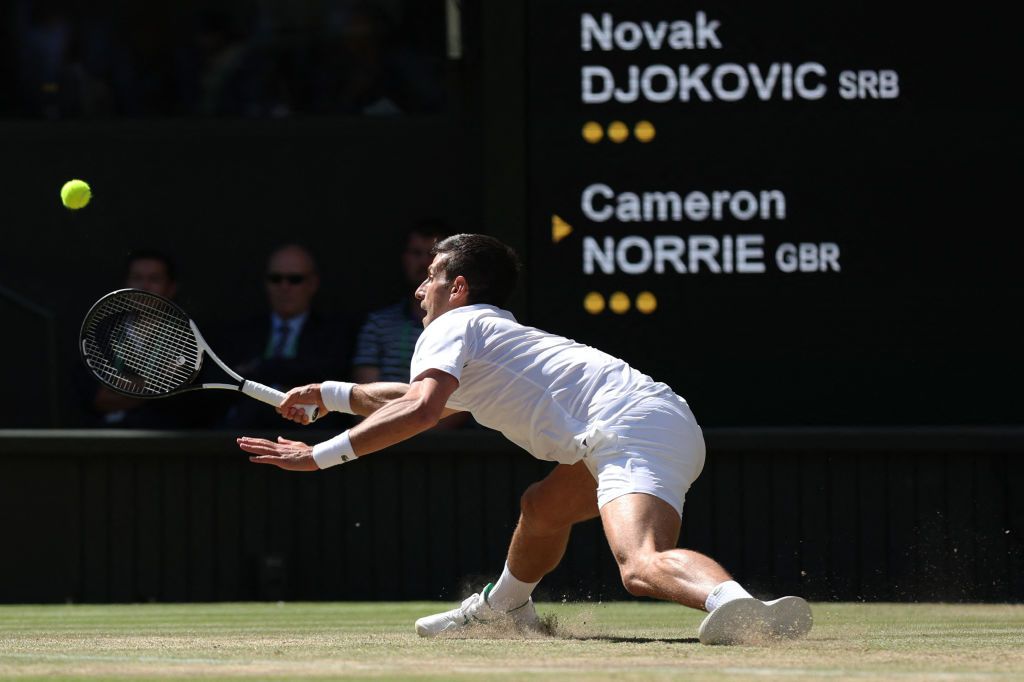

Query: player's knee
[616,551,660,597]
[619,563,649,597]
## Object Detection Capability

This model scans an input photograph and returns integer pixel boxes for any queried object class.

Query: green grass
[1,602,1022,680]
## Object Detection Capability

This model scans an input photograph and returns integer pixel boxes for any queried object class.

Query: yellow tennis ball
[61,179,91,210]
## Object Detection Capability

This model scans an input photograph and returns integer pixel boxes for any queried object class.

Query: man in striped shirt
[352,222,445,384]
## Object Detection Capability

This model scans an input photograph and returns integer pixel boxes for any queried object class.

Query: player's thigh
[599,492,682,565]
[522,461,600,528]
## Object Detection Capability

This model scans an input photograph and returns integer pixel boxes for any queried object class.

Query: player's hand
[278,384,326,425]
[237,436,317,471]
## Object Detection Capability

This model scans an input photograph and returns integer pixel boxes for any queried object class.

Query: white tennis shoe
[698,596,812,645]
[414,583,540,637]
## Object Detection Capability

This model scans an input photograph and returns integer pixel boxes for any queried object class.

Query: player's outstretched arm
[347,370,457,454]
[239,369,458,471]
[277,381,411,424]
[350,382,412,416]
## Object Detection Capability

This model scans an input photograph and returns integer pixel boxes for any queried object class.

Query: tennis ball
[61,179,91,210]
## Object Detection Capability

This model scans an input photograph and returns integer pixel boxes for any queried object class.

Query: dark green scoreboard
[525,1,1022,427]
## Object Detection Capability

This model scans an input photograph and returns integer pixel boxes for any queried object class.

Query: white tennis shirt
[409,304,681,464]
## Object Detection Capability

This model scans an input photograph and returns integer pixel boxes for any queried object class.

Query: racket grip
[241,380,319,423]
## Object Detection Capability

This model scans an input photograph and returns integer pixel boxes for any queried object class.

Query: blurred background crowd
[1,0,448,119]
[73,222,477,431]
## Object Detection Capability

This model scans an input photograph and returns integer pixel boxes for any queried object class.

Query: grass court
[1,601,1022,680]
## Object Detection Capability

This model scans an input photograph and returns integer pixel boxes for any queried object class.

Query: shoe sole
[698,596,813,645]
[698,597,768,645]
[763,596,813,639]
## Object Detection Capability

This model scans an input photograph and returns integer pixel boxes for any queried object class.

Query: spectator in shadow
[14,0,114,118]
[218,244,351,430]
[175,9,288,117]
[79,249,206,428]
[310,1,442,116]
[352,220,469,429]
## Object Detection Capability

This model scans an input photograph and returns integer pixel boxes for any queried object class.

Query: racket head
[80,288,203,398]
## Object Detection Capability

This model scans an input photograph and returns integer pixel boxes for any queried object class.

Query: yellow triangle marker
[552,215,573,243]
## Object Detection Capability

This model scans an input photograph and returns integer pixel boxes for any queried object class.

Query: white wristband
[320,381,355,414]
[312,431,357,469]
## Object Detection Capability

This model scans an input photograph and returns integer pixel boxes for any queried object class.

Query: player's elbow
[409,399,444,431]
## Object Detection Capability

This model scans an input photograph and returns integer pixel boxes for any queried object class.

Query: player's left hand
[237,436,317,471]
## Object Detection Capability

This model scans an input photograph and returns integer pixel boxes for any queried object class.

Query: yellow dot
[634,120,655,143]
[583,292,605,315]
[636,291,658,314]
[609,291,631,314]
[607,121,629,143]
[582,121,603,143]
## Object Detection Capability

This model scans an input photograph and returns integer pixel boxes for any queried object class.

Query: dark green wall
[2,429,1021,604]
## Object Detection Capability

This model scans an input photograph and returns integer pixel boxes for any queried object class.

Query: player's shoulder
[432,304,514,334]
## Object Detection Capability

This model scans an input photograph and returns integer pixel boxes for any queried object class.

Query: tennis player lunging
[237,234,812,645]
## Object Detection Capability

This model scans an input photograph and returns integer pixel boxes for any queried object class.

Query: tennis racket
[80,288,318,422]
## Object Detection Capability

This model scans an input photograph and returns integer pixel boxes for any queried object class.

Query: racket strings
[86,313,190,394]
[82,291,201,396]
[100,299,198,392]
[87,306,194,394]
[103,298,195,378]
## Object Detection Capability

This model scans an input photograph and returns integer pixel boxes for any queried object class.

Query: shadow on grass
[565,635,700,644]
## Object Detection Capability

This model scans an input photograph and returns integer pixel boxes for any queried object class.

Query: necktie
[269,320,290,359]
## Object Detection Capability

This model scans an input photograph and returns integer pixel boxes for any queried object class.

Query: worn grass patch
[0,602,1021,681]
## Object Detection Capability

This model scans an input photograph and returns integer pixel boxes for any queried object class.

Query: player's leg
[599,491,729,609]
[414,461,599,636]
[503,460,600,584]
[591,394,811,644]
[600,492,811,644]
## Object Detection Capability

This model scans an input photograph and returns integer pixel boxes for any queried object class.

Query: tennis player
[237,234,812,645]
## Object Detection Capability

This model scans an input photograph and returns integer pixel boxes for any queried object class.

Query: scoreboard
[525,2,1022,426]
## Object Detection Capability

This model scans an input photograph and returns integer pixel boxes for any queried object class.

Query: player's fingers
[237,436,272,443]
[236,436,274,448]
[249,455,314,472]
[283,407,308,424]
[248,455,289,468]
[277,392,299,413]
[237,441,282,456]
[279,384,314,409]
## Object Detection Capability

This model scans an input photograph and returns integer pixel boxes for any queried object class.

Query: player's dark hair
[124,250,176,282]
[432,234,520,306]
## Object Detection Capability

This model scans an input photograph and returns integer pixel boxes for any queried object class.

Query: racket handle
[241,380,319,422]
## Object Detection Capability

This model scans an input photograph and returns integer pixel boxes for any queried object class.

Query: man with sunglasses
[219,244,352,429]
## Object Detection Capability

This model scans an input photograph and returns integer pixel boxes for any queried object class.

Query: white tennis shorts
[579,392,706,517]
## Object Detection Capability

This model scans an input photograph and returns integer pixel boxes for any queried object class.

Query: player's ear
[451,275,469,300]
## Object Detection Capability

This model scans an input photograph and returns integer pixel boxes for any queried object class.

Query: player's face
[126,259,176,299]
[416,254,456,328]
